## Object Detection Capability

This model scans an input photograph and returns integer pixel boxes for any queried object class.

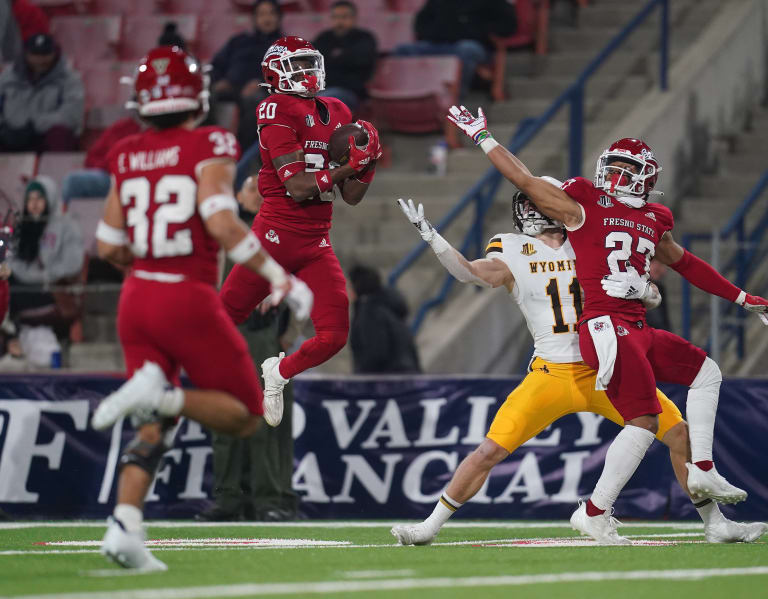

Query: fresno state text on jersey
[562,176,673,322]
[108,126,241,286]
[256,94,353,233]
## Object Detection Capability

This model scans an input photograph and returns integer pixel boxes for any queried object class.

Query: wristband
[735,290,746,305]
[259,255,288,287]
[480,136,499,154]
[314,169,334,193]
[96,220,128,245]
[199,194,238,219]
[228,231,261,263]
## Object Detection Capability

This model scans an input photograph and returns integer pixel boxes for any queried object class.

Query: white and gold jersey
[486,232,583,363]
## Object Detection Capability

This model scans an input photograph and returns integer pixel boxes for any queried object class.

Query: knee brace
[690,357,722,390]
[119,418,177,476]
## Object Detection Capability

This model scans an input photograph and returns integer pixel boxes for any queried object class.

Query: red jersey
[562,177,674,322]
[108,125,241,286]
[256,93,353,234]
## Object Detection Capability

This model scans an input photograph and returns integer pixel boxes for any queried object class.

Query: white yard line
[0,520,706,531]
[340,569,416,579]
[7,567,768,599]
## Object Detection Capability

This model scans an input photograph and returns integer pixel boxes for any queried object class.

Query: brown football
[328,122,368,165]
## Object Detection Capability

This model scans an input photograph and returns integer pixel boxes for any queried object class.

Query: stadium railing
[681,169,768,362]
[389,0,670,333]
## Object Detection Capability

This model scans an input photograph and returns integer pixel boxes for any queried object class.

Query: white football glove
[397,198,435,243]
[736,291,768,325]
[601,267,652,301]
[270,275,313,321]
[447,105,490,144]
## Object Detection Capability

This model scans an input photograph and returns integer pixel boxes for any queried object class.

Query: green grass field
[1,521,766,598]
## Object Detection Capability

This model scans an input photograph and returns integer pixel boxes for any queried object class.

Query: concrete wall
[588,0,768,206]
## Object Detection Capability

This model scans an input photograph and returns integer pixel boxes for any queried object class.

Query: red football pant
[220,218,349,379]
[579,317,706,422]
[118,276,263,415]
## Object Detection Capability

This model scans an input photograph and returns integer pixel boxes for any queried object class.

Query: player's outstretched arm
[397,198,513,289]
[198,161,313,320]
[656,230,768,322]
[96,183,134,267]
[446,105,583,229]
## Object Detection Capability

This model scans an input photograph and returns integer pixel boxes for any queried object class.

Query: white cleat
[390,523,437,546]
[101,517,167,571]
[570,502,631,545]
[705,519,768,543]
[686,463,747,504]
[261,352,287,427]
[91,362,169,430]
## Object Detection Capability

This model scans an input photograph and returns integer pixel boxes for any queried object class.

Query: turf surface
[0,521,766,598]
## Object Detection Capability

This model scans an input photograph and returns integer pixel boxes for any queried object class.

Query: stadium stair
[320,0,726,374]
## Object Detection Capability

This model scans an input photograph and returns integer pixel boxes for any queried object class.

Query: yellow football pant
[487,357,683,453]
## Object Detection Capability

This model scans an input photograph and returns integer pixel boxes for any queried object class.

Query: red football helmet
[261,36,325,97]
[594,137,661,202]
[128,46,208,118]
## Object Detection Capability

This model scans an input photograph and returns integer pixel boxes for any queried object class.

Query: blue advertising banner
[0,374,766,521]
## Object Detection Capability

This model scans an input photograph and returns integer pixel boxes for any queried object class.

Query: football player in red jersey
[448,106,768,544]
[90,46,313,570]
[220,36,382,427]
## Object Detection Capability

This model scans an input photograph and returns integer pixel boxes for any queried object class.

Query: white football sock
[686,357,721,463]
[114,504,143,533]
[159,387,184,416]
[590,425,656,511]
[423,493,463,530]
[695,499,726,527]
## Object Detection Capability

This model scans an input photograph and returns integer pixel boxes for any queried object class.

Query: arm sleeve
[669,249,742,302]
[259,124,304,182]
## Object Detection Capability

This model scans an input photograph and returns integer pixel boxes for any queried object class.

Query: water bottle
[429,141,448,177]
[50,350,62,369]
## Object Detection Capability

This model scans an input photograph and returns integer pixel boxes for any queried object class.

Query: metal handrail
[389,0,670,333]
[681,169,768,358]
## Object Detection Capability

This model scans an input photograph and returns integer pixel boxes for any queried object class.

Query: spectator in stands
[313,1,377,112]
[157,21,187,50]
[61,116,142,206]
[210,0,283,149]
[393,0,516,102]
[348,264,421,374]
[0,33,84,152]
[8,177,83,362]
[11,0,48,42]
[1,0,21,62]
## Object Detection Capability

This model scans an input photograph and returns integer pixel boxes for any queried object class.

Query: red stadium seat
[37,153,88,195]
[93,0,167,14]
[165,0,235,14]
[50,16,122,65]
[80,61,136,129]
[491,0,549,100]
[0,153,37,213]
[34,0,94,17]
[386,0,425,13]
[281,14,330,42]
[358,12,414,53]
[120,14,199,60]
[368,56,460,133]
[197,14,252,61]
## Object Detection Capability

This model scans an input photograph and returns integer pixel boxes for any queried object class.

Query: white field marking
[626,533,705,538]
[2,537,708,557]
[43,538,350,548]
[0,520,706,531]
[9,567,768,599]
[340,569,416,579]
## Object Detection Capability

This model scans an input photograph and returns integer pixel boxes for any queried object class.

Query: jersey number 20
[120,175,196,258]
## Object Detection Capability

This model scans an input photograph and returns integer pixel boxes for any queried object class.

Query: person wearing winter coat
[348,265,421,374]
[9,176,84,338]
[0,33,84,152]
